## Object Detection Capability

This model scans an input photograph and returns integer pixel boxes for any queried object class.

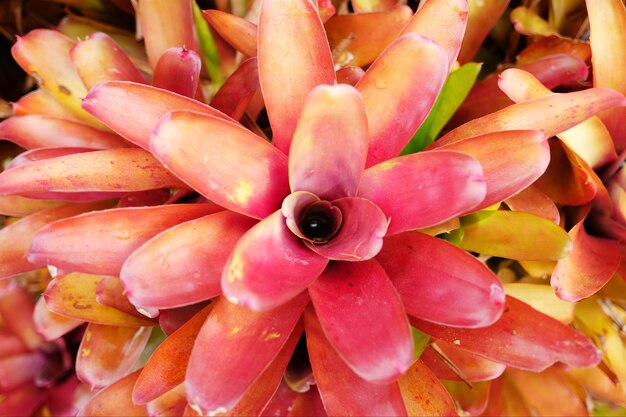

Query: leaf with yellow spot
[576,297,626,391]
[399,359,457,416]
[43,273,156,327]
[460,210,572,261]
[504,283,575,323]
[76,323,152,389]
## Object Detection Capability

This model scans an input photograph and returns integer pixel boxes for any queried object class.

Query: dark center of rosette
[298,200,342,244]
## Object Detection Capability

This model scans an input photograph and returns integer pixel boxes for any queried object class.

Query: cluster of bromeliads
[1,0,626,415]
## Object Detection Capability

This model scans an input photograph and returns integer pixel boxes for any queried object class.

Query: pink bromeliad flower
[10,0,616,414]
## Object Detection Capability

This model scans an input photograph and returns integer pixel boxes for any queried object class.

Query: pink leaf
[153,48,202,98]
[186,295,308,414]
[412,296,602,371]
[258,0,335,154]
[378,231,505,327]
[29,204,222,276]
[308,260,413,383]
[82,82,229,149]
[358,150,485,235]
[289,84,367,200]
[303,307,408,416]
[222,211,328,311]
[121,211,256,309]
[150,111,290,219]
[71,32,145,89]
[357,34,447,167]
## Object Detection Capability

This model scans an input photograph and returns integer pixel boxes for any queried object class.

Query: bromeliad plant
[0,0,625,415]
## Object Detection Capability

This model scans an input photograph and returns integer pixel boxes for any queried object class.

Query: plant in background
[1,0,626,416]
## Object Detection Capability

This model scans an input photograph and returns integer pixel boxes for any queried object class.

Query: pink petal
[202,9,257,57]
[504,185,560,224]
[150,110,290,219]
[29,204,222,276]
[356,34,447,167]
[33,296,84,341]
[222,323,303,417]
[210,57,260,120]
[0,331,28,358]
[535,139,605,207]
[0,352,46,392]
[121,211,256,309]
[259,381,299,417]
[258,0,335,154]
[6,147,95,169]
[76,323,151,389]
[274,385,326,417]
[325,5,413,68]
[412,296,602,371]
[82,82,229,149]
[133,304,213,404]
[78,370,148,416]
[289,84,367,200]
[401,0,468,69]
[0,202,110,279]
[71,32,145,89]
[95,276,155,319]
[439,130,550,210]
[0,148,185,197]
[0,282,43,350]
[153,48,201,98]
[304,197,388,261]
[378,231,505,327]
[358,150,485,235]
[158,302,209,335]
[336,66,365,86]
[308,260,413,383]
[451,54,590,127]
[222,211,328,311]
[435,88,626,147]
[0,384,46,417]
[499,68,617,168]
[303,306,408,416]
[0,115,129,149]
[419,340,506,382]
[552,212,621,301]
[281,191,323,240]
[186,294,309,415]
[138,0,198,68]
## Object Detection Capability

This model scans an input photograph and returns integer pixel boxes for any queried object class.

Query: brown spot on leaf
[58,85,71,95]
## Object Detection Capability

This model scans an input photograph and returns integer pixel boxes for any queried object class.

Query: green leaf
[192,1,224,88]
[459,210,572,261]
[411,326,430,360]
[592,403,626,417]
[402,62,482,154]
[440,228,464,247]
